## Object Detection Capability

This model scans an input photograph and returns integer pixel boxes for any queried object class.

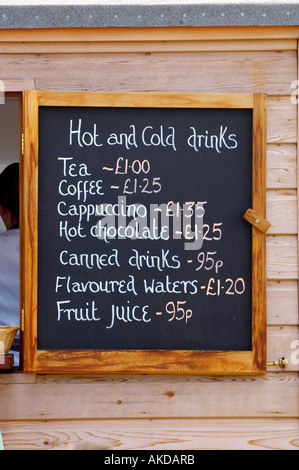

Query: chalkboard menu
[23,92,267,374]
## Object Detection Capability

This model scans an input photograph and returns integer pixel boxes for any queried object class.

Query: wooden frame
[22,91,267,374]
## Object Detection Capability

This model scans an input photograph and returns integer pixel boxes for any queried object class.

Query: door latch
[267,357,288,369]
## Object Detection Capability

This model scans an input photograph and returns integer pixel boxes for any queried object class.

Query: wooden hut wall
[0,26,298,450]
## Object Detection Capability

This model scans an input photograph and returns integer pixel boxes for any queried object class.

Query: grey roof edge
[0,3,298,29]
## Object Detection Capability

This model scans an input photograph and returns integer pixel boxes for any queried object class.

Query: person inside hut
[0,162,20,365]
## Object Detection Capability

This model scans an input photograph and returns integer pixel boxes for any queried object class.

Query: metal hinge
[21,132,24,156]
[21,306,24,331]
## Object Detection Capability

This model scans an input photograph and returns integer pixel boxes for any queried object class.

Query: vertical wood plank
[23,90,38,373]
[252,94,267,373]
[18,92,24,369]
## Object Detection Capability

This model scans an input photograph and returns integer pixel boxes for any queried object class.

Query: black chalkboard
[36,104,253,352]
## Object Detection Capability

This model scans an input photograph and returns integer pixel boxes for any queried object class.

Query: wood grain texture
[251,93,267,373]
[37,90,254,108]
[0,26,299,42]
[266,236,298,280]
[23,90,39,372]
[33,350,255,375]
[267,144,297,189]
[0,418,298,450]
[0,79,35,91]
[267,191,297,235]
[0,51,296,95]
[267,96,297,143]
[267,281,298,325]
[0,39,297,54]
[243,208,271,233]
[32,326,299,373]
[0,373,298,420]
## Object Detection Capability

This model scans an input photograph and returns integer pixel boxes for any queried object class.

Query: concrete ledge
[0,2,298,29]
